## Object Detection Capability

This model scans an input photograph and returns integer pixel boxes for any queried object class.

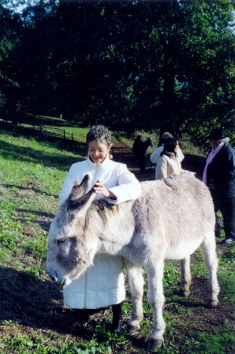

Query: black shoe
[225,238,235,244]
[221,238,235,244]
[72,309,89,323]
[111,317,123,334]
[80,310,90,322]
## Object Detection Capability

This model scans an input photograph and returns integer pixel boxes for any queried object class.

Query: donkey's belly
[166,238,203,260]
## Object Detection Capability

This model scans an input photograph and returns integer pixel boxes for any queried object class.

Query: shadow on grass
[0,123,87,153]
[15,208,55,232]
[0,137,84,171]
[0,266,96,339]
[2,183,58,199]
[0,267,154,350]
[0,266,143,345]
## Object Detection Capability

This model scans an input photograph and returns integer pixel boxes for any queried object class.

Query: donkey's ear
[69,174,90,201]
[66,175,96,216]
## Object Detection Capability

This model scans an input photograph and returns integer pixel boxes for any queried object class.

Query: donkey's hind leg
[147,259,166,348]
[201,233,220,307]
[180,256,191,297]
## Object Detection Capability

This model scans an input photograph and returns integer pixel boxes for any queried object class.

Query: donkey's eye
[57,238,67,245]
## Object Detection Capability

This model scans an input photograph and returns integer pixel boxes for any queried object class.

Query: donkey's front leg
[147,260,165,349]
[124,260,144,331]
[201,236,220,307]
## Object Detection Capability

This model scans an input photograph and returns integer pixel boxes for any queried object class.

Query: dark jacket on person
[207,143,235,197]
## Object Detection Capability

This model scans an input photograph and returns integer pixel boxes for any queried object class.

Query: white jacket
[60,155,141,309]
[150,144,184,179]
[156,153,181,180]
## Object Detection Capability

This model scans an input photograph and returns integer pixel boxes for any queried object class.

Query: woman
[202,128,235,244]
[150,132,184,179]
[156,136,182,179]
[59,125,142,330]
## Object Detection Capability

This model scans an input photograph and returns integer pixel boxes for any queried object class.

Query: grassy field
[0,127,234,354]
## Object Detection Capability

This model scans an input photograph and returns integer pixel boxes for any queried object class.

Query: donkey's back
[129,174,215,262]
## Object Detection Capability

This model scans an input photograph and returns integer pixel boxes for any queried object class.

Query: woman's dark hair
[86,125,112,145]
[163,137,178,153]
[159,131,173,145]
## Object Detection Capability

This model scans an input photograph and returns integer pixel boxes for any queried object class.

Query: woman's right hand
[94,180,115,199]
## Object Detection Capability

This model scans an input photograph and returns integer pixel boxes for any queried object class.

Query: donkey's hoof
[183,290,190,297]
[128,325,140,336]
[179,288,190,297]
[210,299,219,308]
[149,338,164,350]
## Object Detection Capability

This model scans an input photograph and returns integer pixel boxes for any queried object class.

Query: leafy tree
[175,0,235,136]
[1,0,234,138]
[0,4,23,118]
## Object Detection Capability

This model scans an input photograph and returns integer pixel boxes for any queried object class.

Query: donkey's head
[46,175,98,286]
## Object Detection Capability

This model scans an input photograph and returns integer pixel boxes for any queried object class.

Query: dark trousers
[213,193,235,240]
[111,303,122,330]
[76,303,122,330]
[137,155,146,172]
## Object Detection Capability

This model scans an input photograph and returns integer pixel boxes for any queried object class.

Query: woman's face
[88,139,111,163]
[209,139,217,149]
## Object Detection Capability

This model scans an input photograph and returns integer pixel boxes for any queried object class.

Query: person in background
[156,136,182,179]
[150,132,184,179]
[202,128,235,244]
[132,135,152,172]
[59,125,142,331]
[132,135,142,165]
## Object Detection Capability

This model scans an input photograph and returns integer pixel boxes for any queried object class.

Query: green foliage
[22,231,47,258]
[218,246,235,303]
[164,261,180,288]
[57,340,112,354]
[197,330,235,354]
[187,118,234,151]
[0,200,22,250]
[9,334,47,354]
[0,0,234,135]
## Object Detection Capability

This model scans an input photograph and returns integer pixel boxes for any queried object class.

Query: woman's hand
[94,180,115,198]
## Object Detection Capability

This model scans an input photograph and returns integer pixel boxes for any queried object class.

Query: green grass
[0,127,234,353]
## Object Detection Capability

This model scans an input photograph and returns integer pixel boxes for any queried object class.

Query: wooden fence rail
[0,118,79,149]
